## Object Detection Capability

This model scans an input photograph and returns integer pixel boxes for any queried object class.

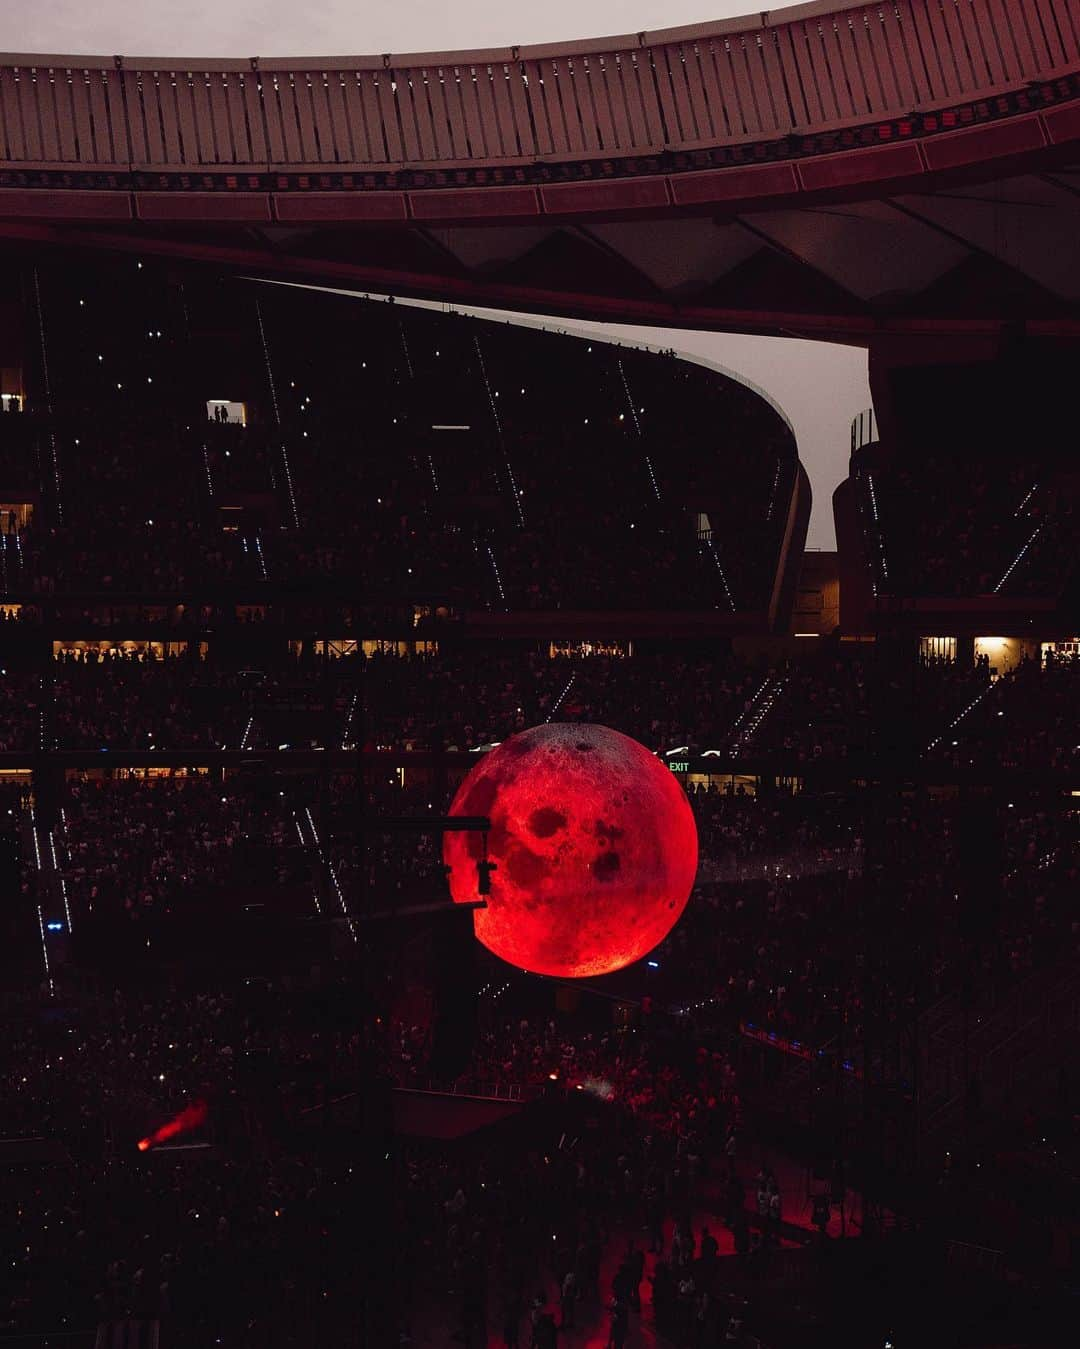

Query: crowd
[0,668,39,750]
[51,656,244,750]
[927,652,1080,774]
[0,255,1074,1349]
[56,774,312,933]
[0,980,384,1345]
[40,695,1073,1073]
[370,969,800,1349]
[2,937,1072,1347]
[3,259,798,613]
[4,637,1078,1065]
[0,952,807,1348]
[355,770,1073,1077]
[1,699,1073,1347]
[0,641,1068,770]
[854,442,1076,601]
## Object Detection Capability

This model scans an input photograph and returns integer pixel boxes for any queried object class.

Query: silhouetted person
[608,1297,629,1349]
[502,1291,522,1347]
[626,1241,644,1311]
[559,1270,576,1329]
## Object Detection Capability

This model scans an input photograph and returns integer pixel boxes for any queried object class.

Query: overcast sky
[23,1,871,546]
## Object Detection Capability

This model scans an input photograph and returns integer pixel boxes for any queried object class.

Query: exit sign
[669,760,689,773]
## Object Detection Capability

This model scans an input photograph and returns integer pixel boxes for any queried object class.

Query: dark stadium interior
[0,5,1079,1343]
[0,246,1074,1349]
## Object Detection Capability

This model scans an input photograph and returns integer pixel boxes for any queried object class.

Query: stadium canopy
[0,0,1079,340]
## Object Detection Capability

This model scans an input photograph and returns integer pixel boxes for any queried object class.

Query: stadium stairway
[728,675,786,755]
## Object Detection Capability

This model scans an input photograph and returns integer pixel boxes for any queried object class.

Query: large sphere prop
[444,723,698,978]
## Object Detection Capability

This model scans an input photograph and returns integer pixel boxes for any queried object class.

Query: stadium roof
[1,0,1079,338]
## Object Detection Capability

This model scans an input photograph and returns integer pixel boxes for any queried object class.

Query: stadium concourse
[0,0,1079,1339]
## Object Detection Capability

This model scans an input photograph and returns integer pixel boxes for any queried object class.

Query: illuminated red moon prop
[444,723,698,978]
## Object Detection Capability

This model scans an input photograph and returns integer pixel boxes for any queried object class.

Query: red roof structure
[1,0,1078,338]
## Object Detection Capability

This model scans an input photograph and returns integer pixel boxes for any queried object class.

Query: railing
[920,961,1080,1140]
[428,1079,542,1101]
[0,0,1076,177]
[0,1334,95,1347]
[850,407,877,454]
[945,1239,1004,1278]
[729,675,785,754]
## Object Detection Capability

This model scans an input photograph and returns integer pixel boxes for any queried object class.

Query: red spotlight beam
[137,1099,208,1153]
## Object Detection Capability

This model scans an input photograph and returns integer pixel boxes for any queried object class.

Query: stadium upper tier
[833,347,1080,620]
[1,1,1079,336]
[0,257,805,621]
